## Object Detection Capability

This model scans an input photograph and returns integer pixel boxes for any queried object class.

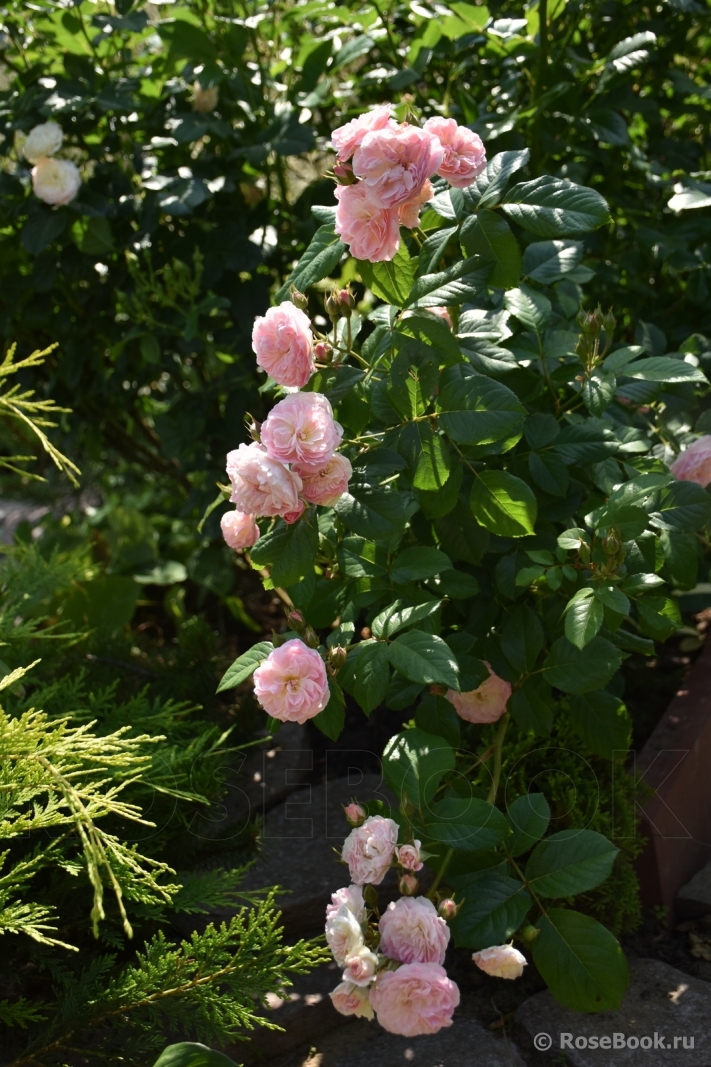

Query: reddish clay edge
[632,638,711,921]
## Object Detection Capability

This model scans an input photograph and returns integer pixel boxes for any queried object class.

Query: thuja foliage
[221,132,711,1013]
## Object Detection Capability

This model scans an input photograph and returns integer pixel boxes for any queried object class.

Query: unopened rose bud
[602,532,621,556]
[399,873,419,896]
[328,646,348,672]
[518,924,540,944]
[192,83,219,114]
[314,341,333,363]
[602,309,616,336]
[578,307,604,336]
[333,161,357,185]
[303,626,320,649]
[325,291,341,321]
[344,802,366,827]
[287,609,306,631]
[290,288,309,311]
[245,414,261,442]
[438,899,458,921]
[338,288,355,317]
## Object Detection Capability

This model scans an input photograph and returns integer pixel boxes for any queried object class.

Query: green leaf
[415,693,461,748]
[543,636,622,694]
[449,871,531,950]
[74,216,114,255]
[526,829,619,897]
[390,546,453,584]
[594,583,630,615]
[426,568,480,600]
[415,226,457,275]
[435,501,490,564]
[532,909,629,1011]
[217,641,273,693]
[504,285,551,332]
[529,451,569,496]
[351,641,390,715]
[460,209,521,288]
[506,793,551,856]
[582,369,616,415]
[335,480,407,541]
[475,149,531,209]
[313,678,345,740]
[410,423,453,491]
[564,590,604,650]
[524,413,560,449]
[406,257,489,307]
[636,595,681,640]
[250,518,318,588]
[22,209,67,256]
[624,357,707,384]
[358,243,415,307]
[470,472,537,537]
[568,690,631,759]
[372,599,441,639]
[419,461,463,519]
[650,481,711,533]
[397,313,461,363]
[603,345,644,373]
[382,727,455,810]
[501,604,544,673]
[501,176,611,238]
[426,797,509,851]
[152,1044,240,1067]
[388,631,459,689]
[274,226,346,302]
[509,677,553,736]
[523,240,583,282]
[437,366,526,446]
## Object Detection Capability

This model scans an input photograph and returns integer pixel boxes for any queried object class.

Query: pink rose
[252,639,330,724]
[472,944,527,980]
[670,435,711,487]
[378,896,450,966]
[398,179,434,229]
[446,661,511,724]
[261,392,343,471]
[397,840,423,872]
[370,962,460,1036]
[326,885,367,924]
[423,117,486,188]
[344,802,367,828]
[220,509,260,551]
[352,125,443,210]
[296,453,352,507]
[331,103,396,161]
[342,814,399,886]
[330,981,374,1020]
[325,903,365,965]
[343,946,379,986]
[430,306,453,329]
[226,442,304,523]
[334,183,400,262]
[252,302,315,388]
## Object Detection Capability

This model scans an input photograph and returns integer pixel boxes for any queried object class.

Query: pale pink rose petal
[378,896,450,966]
[330,981,374,1020]
[472,944,527,979]
[343,946,379,986]
[370,962,460,1036]
[325,903,365,964]
[352,125,444,210]
[252,302,315,388]
[331,104,397,161]
[670,435,711,487]
[32,158,81,206]
[261,392,343,470]
[295,452,352,507]
[430,306,453,329]
[253,639,330,724]
[423,117,487,188]
[226,442,303,522]
[397,841,424,872]
[326,885,368,924]
[220,509,260,551]
[398,179,434,229]
[446,661,511,724]
[334,183,401,262]
[341,815,399,885]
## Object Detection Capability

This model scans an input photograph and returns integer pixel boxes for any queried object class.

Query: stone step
[515,957,711,1065]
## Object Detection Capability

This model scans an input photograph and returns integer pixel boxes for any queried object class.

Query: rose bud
[314,341,333,363]
[399,873,419,896]
[438,899,458,921]
[303,626,320,649]
[325,291,341,321]
[290,288,309,311]
[333,161,357,185]
[329,645,348,672]
[344,802,366,828]
[338,288,355,317]
[286,609,306,631]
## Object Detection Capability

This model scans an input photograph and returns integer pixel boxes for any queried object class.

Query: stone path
[516,958,711,1065]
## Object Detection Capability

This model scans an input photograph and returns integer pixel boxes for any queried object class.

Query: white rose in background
[32,158,81,207]
[22,122,63,164]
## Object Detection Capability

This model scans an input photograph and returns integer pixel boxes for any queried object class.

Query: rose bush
[217,104,711,1021]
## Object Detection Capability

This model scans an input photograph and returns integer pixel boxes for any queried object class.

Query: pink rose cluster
[670,435,711,488]
[331,105,486,262]
[326,814,460,1036]
[222,303,353,550]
